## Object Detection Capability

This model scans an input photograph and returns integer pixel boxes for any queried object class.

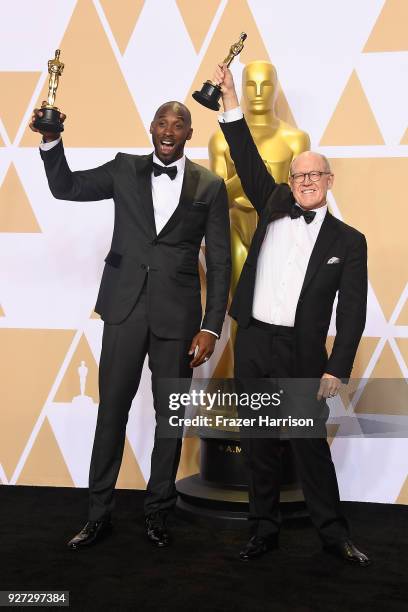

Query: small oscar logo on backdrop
[72,361,94,408]
[47,360,98,486]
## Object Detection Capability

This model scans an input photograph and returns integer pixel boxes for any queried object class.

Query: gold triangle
[354,376,407,415]
[327,423,340,447]
[330,157,408,320]
[90,309,101,319]
[0,304,4,317]
[351,337,381,380]
[176,437,200,480]
[53,333,99,403]
[320,71,384,145]
[176,0,221,53]
[0,329,75,480]
[186,0,271,146]
[395,338,408,368]
[17,417,74,486]
[363,0,408,53]
[100,0,144,54]
[326,336,381,411]
[192,158,210,170]
[0,72,41,142]
[369,341,404,378]
[0,133,4,146]
[116,438,146,489]
[396,475,408,504]
[355,342,406,415]
[0,163,41,232]
[211,338,234,378]
[326,336,380,380]
[20,0,149,147]
[401,126,408,144]
[396,299,408,325]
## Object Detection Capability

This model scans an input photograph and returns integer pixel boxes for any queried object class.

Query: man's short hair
[154,101,192,127]
[290,152,331,175]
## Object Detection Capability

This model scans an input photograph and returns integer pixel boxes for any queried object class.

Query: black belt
[250,317,294,335]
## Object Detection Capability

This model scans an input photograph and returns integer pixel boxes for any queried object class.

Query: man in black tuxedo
[30,101,231,549]
[212,65,370,566]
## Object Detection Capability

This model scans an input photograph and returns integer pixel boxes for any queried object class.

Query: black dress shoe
[239,535,279,561]
[145,512,170,548]
[67,518,112,550]
[324,540,371,566]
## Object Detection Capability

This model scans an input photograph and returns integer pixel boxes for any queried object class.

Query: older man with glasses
[212,63,371,566]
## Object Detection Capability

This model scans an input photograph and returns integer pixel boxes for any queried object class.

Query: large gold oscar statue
[176,62,311,523]
[209,61,310,324]
[208,61,310,378]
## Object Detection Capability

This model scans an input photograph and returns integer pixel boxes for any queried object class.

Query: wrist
[42,134,59,143]
[222,92,239,111]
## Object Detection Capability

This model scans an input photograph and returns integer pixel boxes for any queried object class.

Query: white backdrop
[0,0,407,503]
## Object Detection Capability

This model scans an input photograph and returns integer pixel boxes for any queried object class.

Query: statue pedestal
[176,437,306,527]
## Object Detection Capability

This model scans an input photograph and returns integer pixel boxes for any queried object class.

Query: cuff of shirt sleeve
[218,106,243,123]
[201,328,219,339]
[39,136,61,151]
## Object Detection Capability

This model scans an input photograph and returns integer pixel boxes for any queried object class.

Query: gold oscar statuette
[192,33,247,110]
[33,49,65,133]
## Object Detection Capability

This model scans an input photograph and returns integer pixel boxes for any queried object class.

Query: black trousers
[234,320,349,545]
[88,288,192,521]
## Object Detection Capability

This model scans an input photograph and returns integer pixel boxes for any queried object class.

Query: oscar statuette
[33,49,65,133]
[192,33,247,110]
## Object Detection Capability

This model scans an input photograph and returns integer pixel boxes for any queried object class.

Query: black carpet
[0,486,407,611]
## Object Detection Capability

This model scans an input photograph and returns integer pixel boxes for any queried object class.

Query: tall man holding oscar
[30,51,231,550]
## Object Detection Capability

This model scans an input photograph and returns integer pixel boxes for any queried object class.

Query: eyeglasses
[290,171,332,184]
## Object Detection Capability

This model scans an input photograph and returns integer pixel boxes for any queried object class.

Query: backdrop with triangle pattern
[0,0,407,504]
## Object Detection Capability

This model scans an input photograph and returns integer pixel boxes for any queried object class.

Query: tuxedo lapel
[266,185,293,223]
[299,212,340,299]
[157,158,200,238]
[135,153,157,238]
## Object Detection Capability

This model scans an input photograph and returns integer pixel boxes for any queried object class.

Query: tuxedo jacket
[220,118,367,379]
[40,141,231,340]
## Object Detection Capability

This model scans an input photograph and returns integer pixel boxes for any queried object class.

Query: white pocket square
[327,257,340,264]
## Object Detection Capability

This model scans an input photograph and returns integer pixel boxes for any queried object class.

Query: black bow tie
[290,204,316,224]
[152,162,177,180]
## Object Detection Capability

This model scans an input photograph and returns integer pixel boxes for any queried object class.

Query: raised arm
[212,64,277,214]
[30,106,115,201]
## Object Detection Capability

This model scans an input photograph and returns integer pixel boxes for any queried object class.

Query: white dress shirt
[39,138,218,337]
[220,106,327,327]
[151,153,185,233]
[252,206,326,326]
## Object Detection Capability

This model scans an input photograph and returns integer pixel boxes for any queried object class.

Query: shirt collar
[152,153,186,174]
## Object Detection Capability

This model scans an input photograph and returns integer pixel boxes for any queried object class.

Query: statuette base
[192,81,222,111]
[33,107,64,133]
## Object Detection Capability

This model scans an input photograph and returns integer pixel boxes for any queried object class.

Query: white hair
[290,152,331,175]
